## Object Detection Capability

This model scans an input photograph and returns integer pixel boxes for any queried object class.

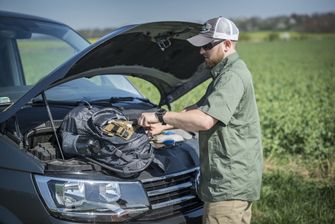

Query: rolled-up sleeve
[199,73,244,125]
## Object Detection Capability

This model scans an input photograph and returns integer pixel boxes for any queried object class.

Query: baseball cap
[187,17,239,47]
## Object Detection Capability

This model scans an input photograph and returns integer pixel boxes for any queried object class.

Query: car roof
[0,10,66,26]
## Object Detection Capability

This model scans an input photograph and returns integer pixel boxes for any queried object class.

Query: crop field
[238,38,335,224]
[20,35,335,223]
[130,37,335,224]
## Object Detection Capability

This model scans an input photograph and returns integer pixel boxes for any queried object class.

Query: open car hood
[0,22,211,123]
[60,21,211,104]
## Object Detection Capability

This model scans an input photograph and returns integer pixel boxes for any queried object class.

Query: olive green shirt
[197,52,263,202]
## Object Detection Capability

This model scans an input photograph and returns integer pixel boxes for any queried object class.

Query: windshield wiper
[31,98,81,107]
[92,97,157,106]
[31,96,157,107]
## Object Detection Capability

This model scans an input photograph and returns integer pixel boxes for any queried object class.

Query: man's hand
[147,123,167,136]
[138,112,174,137]
[137,112,159,127]
[138,108,217,133]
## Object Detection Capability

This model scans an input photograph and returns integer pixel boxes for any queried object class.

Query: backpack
[60,105,154,176]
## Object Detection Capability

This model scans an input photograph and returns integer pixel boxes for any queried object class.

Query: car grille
[139,168,203,221]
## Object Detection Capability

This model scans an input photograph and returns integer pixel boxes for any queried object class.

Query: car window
[17,34,75,85]
[0,16,89,106]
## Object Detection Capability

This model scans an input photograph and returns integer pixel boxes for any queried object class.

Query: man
[138,16,263,224]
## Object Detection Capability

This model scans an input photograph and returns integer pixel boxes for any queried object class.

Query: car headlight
[34,175,149,222]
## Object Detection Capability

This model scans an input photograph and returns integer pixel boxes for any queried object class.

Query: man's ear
[224,40,233,50]
[221,40,230,52]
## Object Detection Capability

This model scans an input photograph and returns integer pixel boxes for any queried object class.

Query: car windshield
[0,15,89,107]
[41,74,143,102]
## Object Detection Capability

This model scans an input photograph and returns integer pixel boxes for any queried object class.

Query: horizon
[73,11,335,31]
[1,0,335,30]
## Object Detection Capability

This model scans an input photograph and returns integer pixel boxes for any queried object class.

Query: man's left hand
[137,112,159,127]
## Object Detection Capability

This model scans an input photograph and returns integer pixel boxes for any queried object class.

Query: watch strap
[155,109,167,125]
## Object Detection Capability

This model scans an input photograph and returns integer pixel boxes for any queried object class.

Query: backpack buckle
[102,120,134,140]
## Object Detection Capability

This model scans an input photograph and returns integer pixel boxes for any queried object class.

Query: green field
[240,38,335,224]
[130,37,335,224]
[21,35,335,223]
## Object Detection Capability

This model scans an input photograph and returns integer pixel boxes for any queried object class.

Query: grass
[253,169,335,224]
[238,38,335,223]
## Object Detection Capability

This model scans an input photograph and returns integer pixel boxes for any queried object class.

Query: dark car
[0,11,210,223]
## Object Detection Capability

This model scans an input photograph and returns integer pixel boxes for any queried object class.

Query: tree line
[235,12,335,33]
[78,12,335,39]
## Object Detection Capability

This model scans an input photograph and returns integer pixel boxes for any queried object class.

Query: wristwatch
[155,108,167,125]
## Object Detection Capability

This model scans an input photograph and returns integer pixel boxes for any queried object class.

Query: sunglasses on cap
[201,40,225,50]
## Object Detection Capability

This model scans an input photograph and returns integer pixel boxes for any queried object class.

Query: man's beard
[205,51,225,68]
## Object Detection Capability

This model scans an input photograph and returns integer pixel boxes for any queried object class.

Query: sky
[1,0,335,30]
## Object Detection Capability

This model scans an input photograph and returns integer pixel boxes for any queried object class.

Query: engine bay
[1,102,199,178]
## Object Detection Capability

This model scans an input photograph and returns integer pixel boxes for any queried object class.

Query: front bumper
[130,207,203,224]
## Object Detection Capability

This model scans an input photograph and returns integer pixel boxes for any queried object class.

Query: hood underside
[58,22,211,105]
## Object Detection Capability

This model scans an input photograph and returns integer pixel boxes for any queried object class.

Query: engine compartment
[2,103,199,178]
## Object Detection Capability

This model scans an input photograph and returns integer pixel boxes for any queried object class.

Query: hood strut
[41,92,64,160]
